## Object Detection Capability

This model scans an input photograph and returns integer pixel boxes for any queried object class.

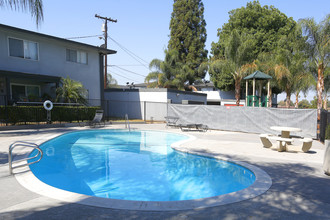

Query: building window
[8,38,39,60]
[11,84,40,101]
[66,49,87,64]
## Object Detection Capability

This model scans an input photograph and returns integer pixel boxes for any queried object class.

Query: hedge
[0,106,100,125]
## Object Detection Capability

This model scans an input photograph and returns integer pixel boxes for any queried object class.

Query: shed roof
[244,71,272,80]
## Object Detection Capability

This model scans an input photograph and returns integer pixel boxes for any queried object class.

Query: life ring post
[43,100,53,123]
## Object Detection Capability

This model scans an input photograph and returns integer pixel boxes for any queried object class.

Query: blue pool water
[29,130,255,201]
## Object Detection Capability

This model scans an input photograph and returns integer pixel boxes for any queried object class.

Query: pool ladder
[125,114,131,131]
[8,141,43,175]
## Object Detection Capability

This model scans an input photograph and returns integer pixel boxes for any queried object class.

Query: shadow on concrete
[0,152,9,164]
[1,150,330,220]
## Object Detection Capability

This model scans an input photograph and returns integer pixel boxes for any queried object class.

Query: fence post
[144,101,146,122]
[5,95,8,126]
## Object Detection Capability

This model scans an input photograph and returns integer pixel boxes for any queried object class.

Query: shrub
[325,124,330,140]
[0,105,100,125]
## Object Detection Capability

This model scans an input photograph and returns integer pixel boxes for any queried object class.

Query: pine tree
[168,0,208,84]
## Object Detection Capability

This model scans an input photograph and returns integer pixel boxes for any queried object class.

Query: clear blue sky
[1,0,329,101]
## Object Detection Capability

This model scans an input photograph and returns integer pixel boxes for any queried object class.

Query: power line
[65,35,103,40]
[64,34,150,71]
[109,67,142,82]
[110,71,137,82]
[108,36,148,64]
[110,65,147,77]
[108,36,149,70]
[110,64,145,67]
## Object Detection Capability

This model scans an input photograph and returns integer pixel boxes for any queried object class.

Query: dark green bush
[325,124,330,140]
[0,105,100,125]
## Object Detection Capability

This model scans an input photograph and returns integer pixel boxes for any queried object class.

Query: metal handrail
[9,141,43,175]
[125,114,131,132]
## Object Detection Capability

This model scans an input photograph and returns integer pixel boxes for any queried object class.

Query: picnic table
[270,126,302,138]
[269,126,302,151]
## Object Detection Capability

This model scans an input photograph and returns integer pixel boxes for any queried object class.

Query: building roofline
[105,87,207,97]
[0,69,61,82]
[0,23,117,55]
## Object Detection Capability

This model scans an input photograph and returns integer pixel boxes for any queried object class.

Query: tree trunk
[286,92,291,108]
[186,85,198,91]
[235,79,241,106]
[323,91,328,110]
[317,64,325,119]
[268,89,272,107]
[295,91,299,109]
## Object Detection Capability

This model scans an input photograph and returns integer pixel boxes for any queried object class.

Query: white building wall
[139,91,168,102]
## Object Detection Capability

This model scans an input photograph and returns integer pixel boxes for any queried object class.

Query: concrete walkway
[0,123,329,219]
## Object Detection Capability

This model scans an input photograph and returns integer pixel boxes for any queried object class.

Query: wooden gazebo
[244,71,272,107]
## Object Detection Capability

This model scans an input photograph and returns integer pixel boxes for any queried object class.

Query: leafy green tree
[56,76,87,104]
[168,0,208,84]
[210,1,296,91]
[310,96,318,109]
[211,1,295,59]
[298,99,311,109]
[323,74,330,108]
[1,0,43,26]
[300,15,330,113]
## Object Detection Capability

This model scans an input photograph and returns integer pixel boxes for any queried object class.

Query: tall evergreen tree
[168,0,208,84]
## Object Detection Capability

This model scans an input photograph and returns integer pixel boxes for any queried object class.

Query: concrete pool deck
[0,123,329,219]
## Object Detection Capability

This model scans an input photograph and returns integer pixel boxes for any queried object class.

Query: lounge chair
[89,110,105,127]
[259,134,273,148]
[179,124,208,132]
[164,116,179,127]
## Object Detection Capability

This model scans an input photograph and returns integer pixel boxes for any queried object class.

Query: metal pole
[95,14,117,89]
[104,21,108,89]
[253,78,255,107]
[245,80,248,107]
[267,80,270,107]
[259,81,262,107]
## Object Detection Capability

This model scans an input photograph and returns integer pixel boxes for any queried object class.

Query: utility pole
[95,14,117,89]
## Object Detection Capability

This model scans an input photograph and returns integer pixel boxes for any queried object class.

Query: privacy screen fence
[168,104,318,138]
[1,96,318,139]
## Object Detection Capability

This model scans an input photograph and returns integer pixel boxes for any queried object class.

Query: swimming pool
[29,130,256,202]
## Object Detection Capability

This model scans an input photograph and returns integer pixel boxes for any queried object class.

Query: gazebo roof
[244,70,272,80]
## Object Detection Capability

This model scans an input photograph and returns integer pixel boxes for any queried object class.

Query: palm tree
[210,30,255,106]
[1,0,44,26]
[274,23,312,108]
[293,72,314,108]
[145,49,186,89]
[299,15,330,113]
[106,73,118,88]
[56,76,87,104]
[255,52,278,107]
[145,58,167,88]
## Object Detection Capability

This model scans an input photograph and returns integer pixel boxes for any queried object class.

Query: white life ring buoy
[43,100,53,111]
